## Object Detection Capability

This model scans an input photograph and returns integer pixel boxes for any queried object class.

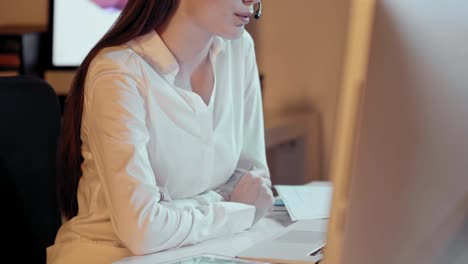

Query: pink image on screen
[91,0,128,10]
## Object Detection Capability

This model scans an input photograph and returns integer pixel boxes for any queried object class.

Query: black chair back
[0,76,62,263]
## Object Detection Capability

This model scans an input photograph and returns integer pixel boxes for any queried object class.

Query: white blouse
[47,30,269,263]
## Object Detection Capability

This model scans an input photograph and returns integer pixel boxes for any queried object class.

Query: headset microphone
[254,1,262,19]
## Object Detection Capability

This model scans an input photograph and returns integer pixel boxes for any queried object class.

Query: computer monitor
[325,1,468,264]
[49,0,125,68]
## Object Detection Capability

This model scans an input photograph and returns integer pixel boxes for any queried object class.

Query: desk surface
[115,211,326,264]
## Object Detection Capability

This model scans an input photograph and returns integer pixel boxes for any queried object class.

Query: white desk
[114,211,327,264]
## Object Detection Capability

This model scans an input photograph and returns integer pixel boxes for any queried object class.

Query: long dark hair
[57,0,177,219]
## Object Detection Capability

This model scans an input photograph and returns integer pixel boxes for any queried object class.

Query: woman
[48,0,274,263]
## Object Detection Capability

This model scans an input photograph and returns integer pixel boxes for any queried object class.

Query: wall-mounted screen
[52,0,127,67]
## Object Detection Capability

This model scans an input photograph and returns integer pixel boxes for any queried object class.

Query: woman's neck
[157,11,214,76]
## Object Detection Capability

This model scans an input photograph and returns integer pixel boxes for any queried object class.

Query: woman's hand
[230,169,275,224]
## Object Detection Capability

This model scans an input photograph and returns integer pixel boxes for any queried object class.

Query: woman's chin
[219,27,245,40]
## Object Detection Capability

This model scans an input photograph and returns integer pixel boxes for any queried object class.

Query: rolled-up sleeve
[85,72,255,255]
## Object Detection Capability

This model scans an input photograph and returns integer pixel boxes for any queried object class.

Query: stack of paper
[274,182,333,221]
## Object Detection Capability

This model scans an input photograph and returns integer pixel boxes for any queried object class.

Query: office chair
[0,76,62,263]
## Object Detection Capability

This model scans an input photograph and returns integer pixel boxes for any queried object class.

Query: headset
[254,1,262,19]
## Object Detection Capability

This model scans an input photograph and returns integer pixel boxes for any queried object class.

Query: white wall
[250,0,350,178]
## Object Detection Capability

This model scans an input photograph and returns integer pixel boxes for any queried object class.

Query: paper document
[274,182,333,221]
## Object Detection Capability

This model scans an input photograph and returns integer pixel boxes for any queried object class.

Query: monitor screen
[52,0,127,67]
[325,1,468,264]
